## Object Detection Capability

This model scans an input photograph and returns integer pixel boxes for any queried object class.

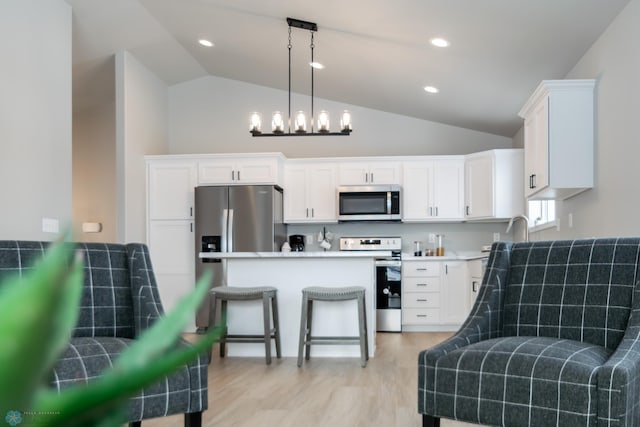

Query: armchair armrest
[127,244,165,334]
[418,242,512,415]
[598,303,640,425]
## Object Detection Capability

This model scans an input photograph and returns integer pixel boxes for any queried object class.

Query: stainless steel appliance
[195,185,287,330]
[339,237,402,332]
[337,185,401,221]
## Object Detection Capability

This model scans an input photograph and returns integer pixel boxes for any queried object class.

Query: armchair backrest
[0,241,136,339]
[502,238,640,350]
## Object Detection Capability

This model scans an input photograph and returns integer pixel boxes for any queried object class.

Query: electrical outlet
[568,213,573,228]
[493,233,500,242]
[42,217,59,233]
[428,233,435,243]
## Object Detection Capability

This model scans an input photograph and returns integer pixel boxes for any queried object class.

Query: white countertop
[199,251,489,260]
[199,251,392,259]
[401,252,489,261]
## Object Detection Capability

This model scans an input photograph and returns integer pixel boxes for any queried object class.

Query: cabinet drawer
[404,277,440,292]
[403,292,440,308]
[403,308,440,325]
[403,261,441,277]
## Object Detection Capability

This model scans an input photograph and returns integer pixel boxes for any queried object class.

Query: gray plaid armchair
[0,241,207,427]
[419,238,640,427]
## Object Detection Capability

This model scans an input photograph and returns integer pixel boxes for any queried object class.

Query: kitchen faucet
[506,214,530,242]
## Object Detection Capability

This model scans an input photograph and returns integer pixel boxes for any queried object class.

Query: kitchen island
[199,251,385,359]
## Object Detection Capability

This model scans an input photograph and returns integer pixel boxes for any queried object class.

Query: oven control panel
[339,237,402,251]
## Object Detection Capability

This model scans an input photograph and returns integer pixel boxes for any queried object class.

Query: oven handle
[375,260,402,267]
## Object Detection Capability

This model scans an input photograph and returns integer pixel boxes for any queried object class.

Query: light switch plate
[493,233,500,242]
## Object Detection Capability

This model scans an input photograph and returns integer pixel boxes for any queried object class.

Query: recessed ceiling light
[198,39,214,47]
[310,62,325,69]
[424,86,439,94]
[430,38,449,48]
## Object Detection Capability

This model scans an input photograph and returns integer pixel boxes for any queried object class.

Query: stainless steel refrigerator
[194,185,286,330]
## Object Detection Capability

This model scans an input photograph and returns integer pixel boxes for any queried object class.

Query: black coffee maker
[288,235,305,252]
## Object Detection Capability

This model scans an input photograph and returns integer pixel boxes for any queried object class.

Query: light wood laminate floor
[143,332,478,427]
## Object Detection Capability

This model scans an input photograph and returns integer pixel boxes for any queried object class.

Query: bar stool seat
[297,286,369,368]
[208,286,281,365]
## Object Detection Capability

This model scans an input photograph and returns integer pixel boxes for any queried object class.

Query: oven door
[375,259,402,332]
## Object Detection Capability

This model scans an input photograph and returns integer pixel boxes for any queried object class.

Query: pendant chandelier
[249,17,352,137]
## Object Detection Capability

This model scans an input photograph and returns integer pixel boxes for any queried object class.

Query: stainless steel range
[339,237,402,332]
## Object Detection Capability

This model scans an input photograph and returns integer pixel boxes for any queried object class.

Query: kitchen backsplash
[287,222,510,255]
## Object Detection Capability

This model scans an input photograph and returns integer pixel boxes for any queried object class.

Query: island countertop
[199,251,393,259]
[199,251,488,260]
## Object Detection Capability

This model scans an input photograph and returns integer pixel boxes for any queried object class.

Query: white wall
[0,0,72,240]
[72,99,117,242]
[168,76,512,157]
[531,0,640,240]
[115,51,169,243]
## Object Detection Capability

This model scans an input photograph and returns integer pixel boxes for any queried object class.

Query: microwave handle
[387,191,392,214]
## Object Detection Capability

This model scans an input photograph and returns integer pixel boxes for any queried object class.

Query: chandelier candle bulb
[317,110,330,132]
[294,111,307,133]
[340,110,352,132]
[272,111,284,133]
[249,112,262,134]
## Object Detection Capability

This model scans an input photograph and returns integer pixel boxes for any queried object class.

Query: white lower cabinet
[402,261,442,326]
[402,259,473,330]
[440,261,469,325]
[147,220,195,327]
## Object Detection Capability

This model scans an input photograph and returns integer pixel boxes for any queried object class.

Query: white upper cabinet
[402,157,464,221]
[338,160,402,185]
[147,159,197,220]
[284,161,338,223]
[197,154,284,185]
[464,149,524,220]
[518,79,595,200]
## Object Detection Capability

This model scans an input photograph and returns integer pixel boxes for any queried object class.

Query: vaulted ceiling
[66,0,630,137]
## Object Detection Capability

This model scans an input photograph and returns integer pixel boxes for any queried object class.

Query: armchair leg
[185,411,202,427]
[423,415,440,427]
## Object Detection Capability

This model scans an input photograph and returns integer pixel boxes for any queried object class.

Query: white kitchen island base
[208,255,376,359]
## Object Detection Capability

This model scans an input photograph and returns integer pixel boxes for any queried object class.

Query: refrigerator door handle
[228,208,234,252]
[221,208,229,252]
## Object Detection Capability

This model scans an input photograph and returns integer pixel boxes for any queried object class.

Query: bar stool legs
[208,286,281,365]
[297,286,368,368]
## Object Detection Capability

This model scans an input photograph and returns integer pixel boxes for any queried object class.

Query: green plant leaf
[32,271,221,427]
[0,240,83,416]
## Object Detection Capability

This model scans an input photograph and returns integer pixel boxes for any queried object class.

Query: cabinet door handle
[237,171,241,181]
[416,314,427,318]
[416,268,427,271]
[472,281,479,292]
[370,173,374,183]
[311,208,315,218]
[232,171,235,181]
[445,264,448,274]
[466,205,470,215]
[190,207,193,217]
[190,223,193,233]
[306,208,309,218]
[429,207,433,216]
[417,298,428,302]
[416,283,427,287]
[531,174,536,189]
[435,206,438,217]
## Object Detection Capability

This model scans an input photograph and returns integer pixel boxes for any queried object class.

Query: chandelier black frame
[250,17,352,137]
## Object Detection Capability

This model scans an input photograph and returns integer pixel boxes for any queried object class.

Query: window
[528,200,556,229]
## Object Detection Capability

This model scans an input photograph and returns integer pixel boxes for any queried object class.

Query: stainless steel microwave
[337,185,401,221]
